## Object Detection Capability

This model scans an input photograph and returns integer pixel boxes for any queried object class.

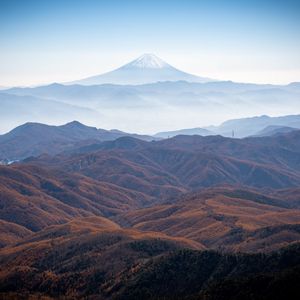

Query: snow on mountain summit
[122,54,170,69]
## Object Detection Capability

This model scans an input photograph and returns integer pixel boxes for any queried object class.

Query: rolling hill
[116,187,300,252]
[0,232,299,299]
[0,163,156,246]
[26,130,300,192]
[0,217,203,299]
[1,122,300,299]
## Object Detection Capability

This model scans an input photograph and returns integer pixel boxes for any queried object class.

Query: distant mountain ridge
[2,79,300,134]
[153,114,300,138]
[155,127,215,138]
[2,115,300,162]
[208,114,300,137]
[0,121,156,161]
[252,125,298,137]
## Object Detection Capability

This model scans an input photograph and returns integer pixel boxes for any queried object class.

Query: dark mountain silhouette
[0,121,155,161]
[0,236,299,299]
[111,244,300,300]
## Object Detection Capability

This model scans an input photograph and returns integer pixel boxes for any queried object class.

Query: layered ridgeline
[0,121,156,162]
[1,54,299,134]
[1,121,300,298]
[2,115,300,163]
[156,114,300,138]
[1,125,300,247]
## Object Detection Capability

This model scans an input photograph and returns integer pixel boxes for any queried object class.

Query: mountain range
[1,120,300,298]
[1,115,300,163]
[0,121,155,162]
[159,114,300,138]
[1,54,299,134]
[1,53,300,299]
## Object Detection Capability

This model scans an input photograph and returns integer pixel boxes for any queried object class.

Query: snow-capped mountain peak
[122,53,170,69]
[69,53,213,85]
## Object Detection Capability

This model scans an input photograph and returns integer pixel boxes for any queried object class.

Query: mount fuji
[69,53,213,85]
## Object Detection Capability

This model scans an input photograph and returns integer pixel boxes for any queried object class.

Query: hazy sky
[1,0,300,86]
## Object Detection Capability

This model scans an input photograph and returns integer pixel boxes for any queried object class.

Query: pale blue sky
[1,0,300,86]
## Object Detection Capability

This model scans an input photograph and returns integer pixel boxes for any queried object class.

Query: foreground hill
[113,244,300,300]
[0,217,203,299]
[0,233,299,299]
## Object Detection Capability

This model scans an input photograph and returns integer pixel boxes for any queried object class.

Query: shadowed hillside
[0,217,203,299]
[116,187,300,252]
[1,238,299,299]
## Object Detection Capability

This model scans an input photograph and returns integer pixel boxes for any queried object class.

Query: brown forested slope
[116,187,300,252]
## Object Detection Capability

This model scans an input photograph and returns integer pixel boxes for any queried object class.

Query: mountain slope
[207,114,300,137]
[3,131,300,251]
[0,237,299,299]
[69,53,212,85]
[0,220,32,248]
[253,125,298,137]
[19,130,300,202]
[112,245,300,300]
[116,187,300,252]
[0,217,203,299]
[0,163,154,246]
[0,121,155,161]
